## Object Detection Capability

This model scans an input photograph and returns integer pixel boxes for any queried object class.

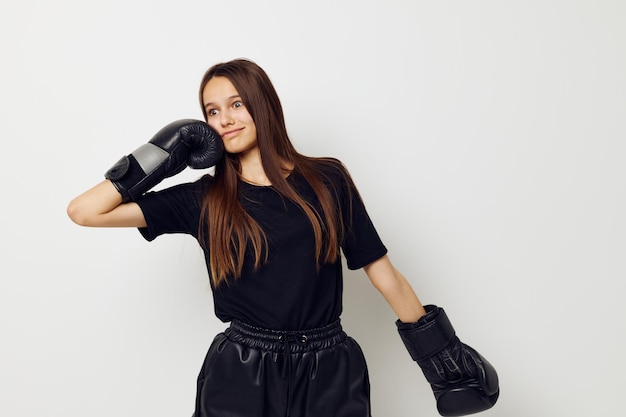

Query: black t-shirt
[136,160,387,330]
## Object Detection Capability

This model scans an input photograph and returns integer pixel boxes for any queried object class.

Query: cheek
[245,116,257,135]
[241,109,255,125]
[206,119,220,132]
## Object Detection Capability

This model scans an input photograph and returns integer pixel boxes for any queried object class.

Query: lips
[221,128,243,139]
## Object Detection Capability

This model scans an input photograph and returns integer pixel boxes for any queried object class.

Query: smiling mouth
[222,128,243,139]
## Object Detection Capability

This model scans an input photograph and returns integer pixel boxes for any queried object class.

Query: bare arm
[375,255,501,415]
[67,179,147,228]
[67,119,223,229]
[363,254,427,323]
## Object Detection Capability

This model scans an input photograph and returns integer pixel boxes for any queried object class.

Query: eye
[233,101,244,109]
[207,109,218,117]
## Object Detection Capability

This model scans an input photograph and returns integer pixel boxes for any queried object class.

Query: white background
[1,1,625,416]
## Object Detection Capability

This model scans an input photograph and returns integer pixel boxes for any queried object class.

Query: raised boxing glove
[105,119,223,202]
[396,305,499,417]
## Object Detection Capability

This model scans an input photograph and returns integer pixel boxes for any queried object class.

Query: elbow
[372,274,404,297]
[66,199,90,226]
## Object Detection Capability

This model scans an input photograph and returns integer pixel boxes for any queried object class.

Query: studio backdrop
[1,1,625,416]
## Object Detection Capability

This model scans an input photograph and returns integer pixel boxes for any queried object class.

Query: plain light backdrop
[1,1,624,416]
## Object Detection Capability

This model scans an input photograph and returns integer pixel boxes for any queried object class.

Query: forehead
[202,76,240,105]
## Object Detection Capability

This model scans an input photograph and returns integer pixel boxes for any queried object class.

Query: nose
[219,109,234,127]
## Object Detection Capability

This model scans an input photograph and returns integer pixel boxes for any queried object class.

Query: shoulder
[318,158,358,193]
[141,175,213,207]
[300,157,359,198]
[311,157,351,182]
[198,173,216,192]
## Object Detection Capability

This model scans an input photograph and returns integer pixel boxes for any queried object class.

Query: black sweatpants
[193,320,372,417]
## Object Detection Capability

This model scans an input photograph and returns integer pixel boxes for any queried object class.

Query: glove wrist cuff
[396,304,456,361]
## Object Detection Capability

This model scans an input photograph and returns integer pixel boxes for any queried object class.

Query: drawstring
[278,333,309,417]
[278,332,309,358]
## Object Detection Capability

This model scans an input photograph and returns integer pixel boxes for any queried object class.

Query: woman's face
[202,76,258,156]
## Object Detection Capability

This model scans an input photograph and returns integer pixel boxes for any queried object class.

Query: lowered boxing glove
[105,119,223,202]
[396,305,499,417]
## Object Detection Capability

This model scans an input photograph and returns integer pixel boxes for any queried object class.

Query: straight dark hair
[198,59,350,287]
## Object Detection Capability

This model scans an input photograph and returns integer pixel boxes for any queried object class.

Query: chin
[226,143,258,156]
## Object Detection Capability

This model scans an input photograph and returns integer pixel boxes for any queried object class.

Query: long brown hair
[198,59,347,287]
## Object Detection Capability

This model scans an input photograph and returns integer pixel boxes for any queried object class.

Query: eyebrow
[204,95,242,110]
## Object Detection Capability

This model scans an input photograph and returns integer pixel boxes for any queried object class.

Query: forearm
[68,119,222,229]
[367,255,499,414]
[67,180,146,227]
[364,255,426,323]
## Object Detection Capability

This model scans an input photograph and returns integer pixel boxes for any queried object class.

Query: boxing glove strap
[396,305,457,362]
[131,143,170,175]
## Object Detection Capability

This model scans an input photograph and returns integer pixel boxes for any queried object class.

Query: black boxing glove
[105,119,223,202]
[396,305,499,417]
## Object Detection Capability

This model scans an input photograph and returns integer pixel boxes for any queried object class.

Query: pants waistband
[225,319,346,353]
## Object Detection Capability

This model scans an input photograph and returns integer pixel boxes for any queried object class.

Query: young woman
[67,58,498,417]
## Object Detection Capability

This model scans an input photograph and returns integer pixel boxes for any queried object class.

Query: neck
[236,147,295,186]
[239,159,270,186]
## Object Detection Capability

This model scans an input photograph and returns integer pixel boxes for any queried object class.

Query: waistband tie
[225,319,346,353]
[279,332,309,357]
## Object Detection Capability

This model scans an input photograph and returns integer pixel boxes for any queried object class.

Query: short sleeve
[134,178,206,242]
[325,161,388,270]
